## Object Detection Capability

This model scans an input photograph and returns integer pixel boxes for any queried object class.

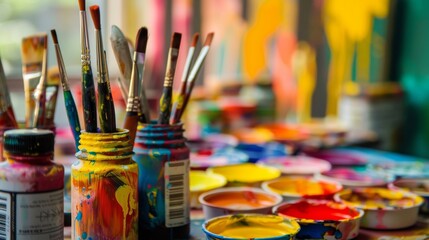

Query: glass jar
[133,123,190,239]
[0,129,64,240]
[72,129,138,240]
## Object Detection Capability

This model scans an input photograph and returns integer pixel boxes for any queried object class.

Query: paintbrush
[180,32,214,119]
[51,29,81,151]
[21,34,47,128]
[32,35,48,128]
[0,57,18,128]
[170,33,199,124]
[79,0,97,132]
[90,5,116,133]
[124,27,147,145]
[135,27,150,124]
[110,25,132,102]
[158,32,182,125]
[44,67,60,128]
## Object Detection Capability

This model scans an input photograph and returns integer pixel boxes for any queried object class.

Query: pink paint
[375,210,386,229]
[305,150,367,166]
[260,156,331,175]
[321,168,387,187]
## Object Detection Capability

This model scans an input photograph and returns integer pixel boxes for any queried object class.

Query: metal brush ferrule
[80,11,90,54]
[54,45,70,91]
[126,97,140,112]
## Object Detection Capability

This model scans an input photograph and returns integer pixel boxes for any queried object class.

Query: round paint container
[368,161,429,179]
[235,142,287,163]
[202,214,300,240]
[389,178,429,214]
[230,127,274,144]
[258,123,309,144]
[319,168,389,188]
[262,176,343,201]
[219,98,257,133]
[199,187,283,220]
[207,163,281,187]
[259,155,331,176]
[335,188,424,229]
[190,147,248,170]
[190,171,227,208]
[274,199,363,240]
[305,150,367,166]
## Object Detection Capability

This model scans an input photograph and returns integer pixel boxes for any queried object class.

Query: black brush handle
[158,87,173,125]
[98,81,116,133]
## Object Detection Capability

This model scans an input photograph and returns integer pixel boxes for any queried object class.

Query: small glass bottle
[0,129,64,240]
[72,129,138,240]
[133,123,190,239]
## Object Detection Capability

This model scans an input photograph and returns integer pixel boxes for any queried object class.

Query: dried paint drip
[133,123,190,239]
[72,129,138,239]
[274,200,363,240]
[203,214,300,240]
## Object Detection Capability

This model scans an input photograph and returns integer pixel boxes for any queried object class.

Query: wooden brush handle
[123,112,138,146]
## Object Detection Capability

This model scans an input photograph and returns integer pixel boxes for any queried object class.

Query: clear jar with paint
[72,129,138,240]
[0,129,64,240]
[133,123,190,239]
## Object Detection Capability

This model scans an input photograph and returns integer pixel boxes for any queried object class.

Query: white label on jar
[14,189,64,240]
[165,159,189,228]
[0,192,11,239]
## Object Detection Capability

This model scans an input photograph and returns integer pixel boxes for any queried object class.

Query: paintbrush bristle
[50,29,58,44]
[135,27,148,53]
[78,0,85,11]
[171,32,182,49]
[204,32,214,46]
[191,33,199,47]
[89,5,101,30]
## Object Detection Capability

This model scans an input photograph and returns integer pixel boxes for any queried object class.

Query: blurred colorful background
[2,0,429,157]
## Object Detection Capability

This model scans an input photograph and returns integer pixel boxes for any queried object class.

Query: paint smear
[264,177,342,198]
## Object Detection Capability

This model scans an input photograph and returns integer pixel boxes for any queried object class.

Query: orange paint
[205,191,278,209]
[264,177,342,198]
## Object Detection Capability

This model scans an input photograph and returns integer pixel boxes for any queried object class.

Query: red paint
[277,200,360,221]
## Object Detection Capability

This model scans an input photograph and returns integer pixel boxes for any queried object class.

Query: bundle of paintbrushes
[0,58,18,129]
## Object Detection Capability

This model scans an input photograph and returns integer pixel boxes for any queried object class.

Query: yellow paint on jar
[115,185,137,239]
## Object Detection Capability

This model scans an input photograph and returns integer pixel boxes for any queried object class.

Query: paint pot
[0,129,64,239]
[305,150,367,166]
[262,176,343,201]
[190,171,227,208]
[202,214,300,240]
[199,187,283,220]
[219,98,257,133]
[207,163,281,187]
[368,161,429,179]
[274,199,363,240]
[235,142,287,163]
[297,122,347,146]
[72,129,138,239]
[190,147,248,170]
[389,178,429,214]
[334,188,424,229]
[185,101,223,139]
[319,168,389,188]
[258,123,309,144]
[231,127,274,144]
[259,155,331,176]
[133,123,190,239]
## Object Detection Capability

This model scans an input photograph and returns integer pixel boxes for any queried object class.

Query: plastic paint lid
[4,129,54,155]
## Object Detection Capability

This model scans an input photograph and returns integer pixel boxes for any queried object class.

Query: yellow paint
[190,171,226,192]
[243,0,286,82]
[207,163,280,184]
[338,188,424,210]
[206,215,300,238]
[323,0,390,116]
[115,185,137,240]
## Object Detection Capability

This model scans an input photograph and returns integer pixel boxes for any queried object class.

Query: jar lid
[4,129,54,155]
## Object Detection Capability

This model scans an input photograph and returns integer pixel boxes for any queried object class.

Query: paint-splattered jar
[72,129,138,240]
[133,123,190,239]
[0,129,64,240]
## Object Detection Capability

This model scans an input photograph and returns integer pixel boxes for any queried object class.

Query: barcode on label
[165,159,189,228]
[0,192,10,240]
